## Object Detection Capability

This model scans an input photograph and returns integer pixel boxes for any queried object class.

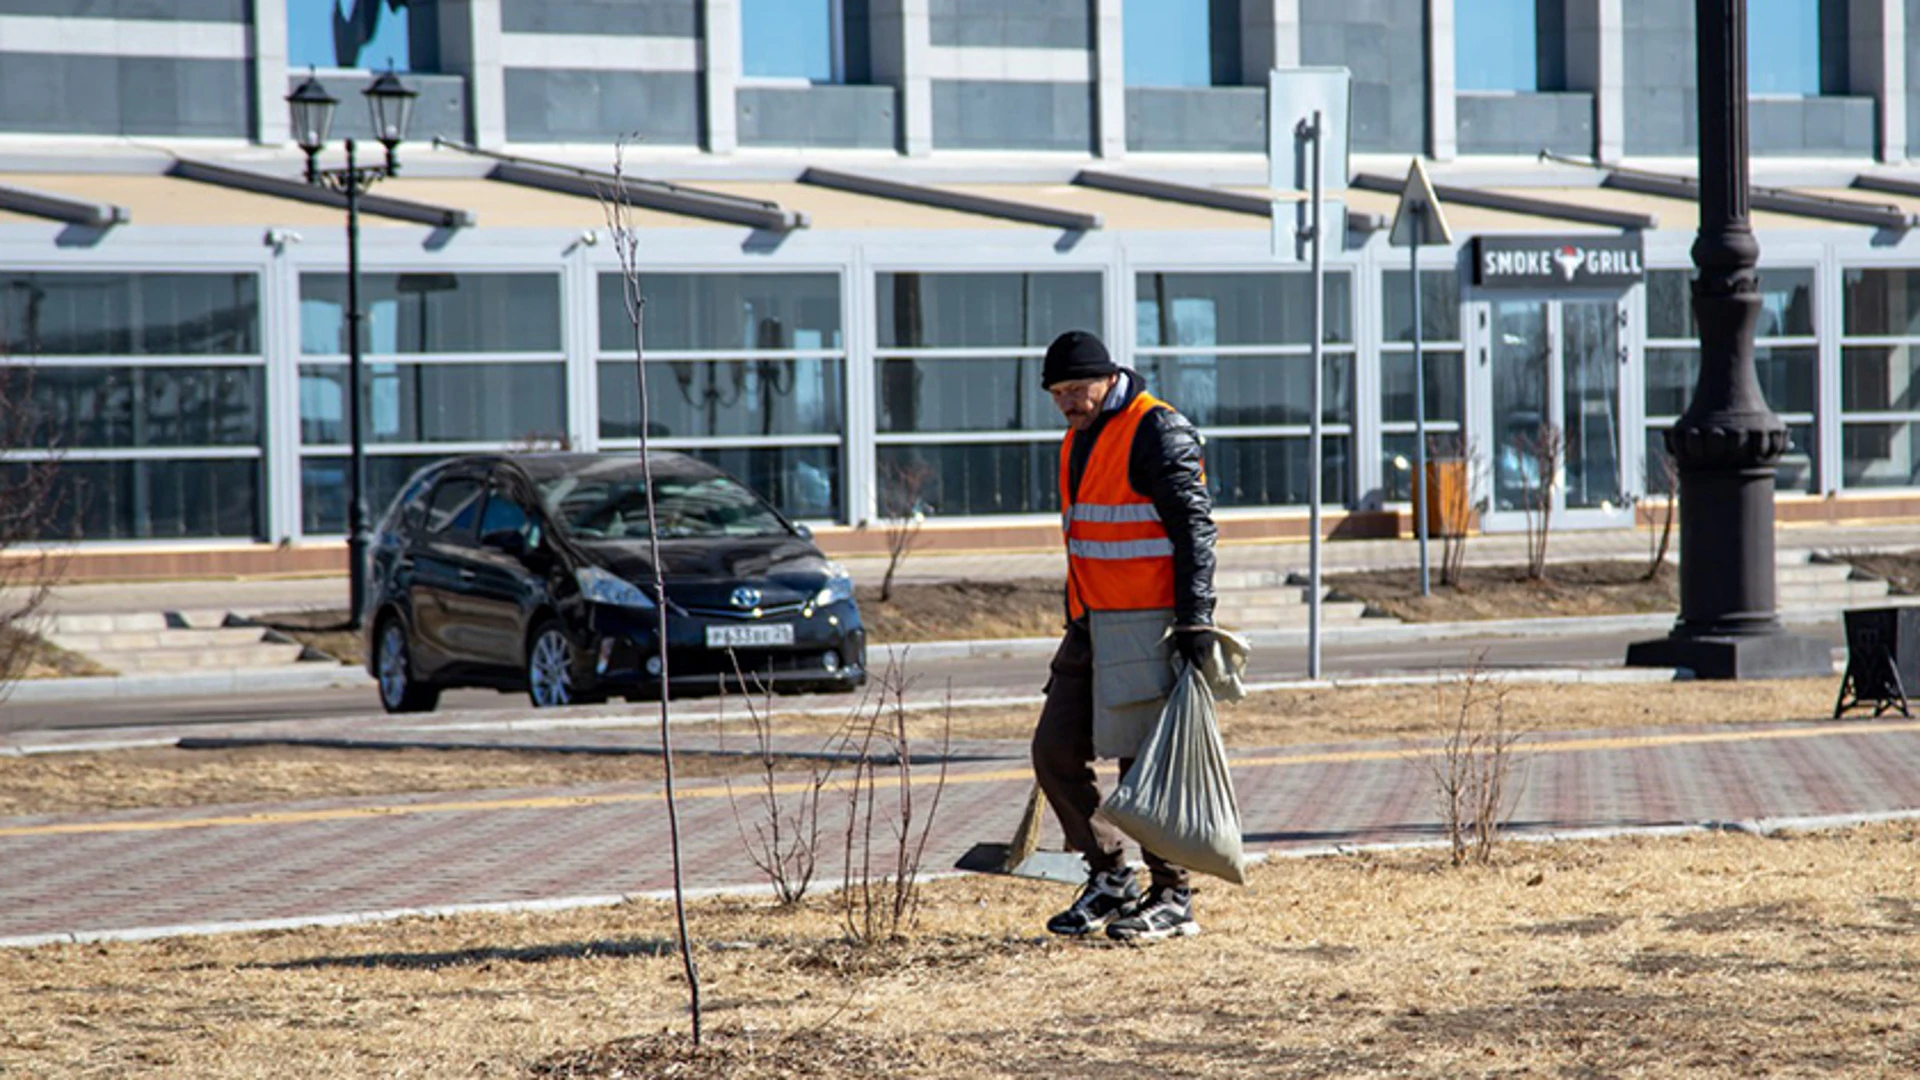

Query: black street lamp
[1625,1,1827,679]
[286,70,418,632]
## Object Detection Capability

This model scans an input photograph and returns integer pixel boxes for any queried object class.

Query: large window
[875,272,1102,517]
[289,0,412,71]
[1455,0,1546,92]
[1749,0,1823,96]
[299,272,566,534]
[598,272,845,521]
[2,272,265,541]
[1380,269,1466,502]
[1646,267,1818,494]
[1840,267,1920,490]
[742,0,847,83]
[1135,271,1355,508]
[1125,0,1238,87]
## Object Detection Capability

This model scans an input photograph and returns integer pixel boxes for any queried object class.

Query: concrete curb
[10,806,1918,949]
[6,663,372,703]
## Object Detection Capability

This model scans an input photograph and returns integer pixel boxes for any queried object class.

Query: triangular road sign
[1389,158,1453,247]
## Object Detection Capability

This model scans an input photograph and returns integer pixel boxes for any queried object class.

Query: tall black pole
[345,137,370,632]
[1625,0,1827,679]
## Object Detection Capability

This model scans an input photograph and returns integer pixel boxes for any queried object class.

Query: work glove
[1172,627,1217,670]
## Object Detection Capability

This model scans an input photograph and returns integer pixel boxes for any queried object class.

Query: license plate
[705,623,795,648]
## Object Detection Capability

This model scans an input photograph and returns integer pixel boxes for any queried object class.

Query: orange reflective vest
[1060,390,1178,620]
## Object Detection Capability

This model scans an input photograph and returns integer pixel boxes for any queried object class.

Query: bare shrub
[838,653,952,945]
[1514,421,1562,582]
[876,458,933,604]
[1430,434,1483,590]
[599,138,701,1044]
[0,358,70,709]
[718,655,835,907]
[1428,662,1525,867]
[1642,447,1678,582]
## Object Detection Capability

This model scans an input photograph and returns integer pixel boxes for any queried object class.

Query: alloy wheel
[528,625,574,707]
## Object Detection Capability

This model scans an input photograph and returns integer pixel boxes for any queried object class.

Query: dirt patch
[1830,550,1920,596]
[4,625,115,680]
[8,823,1920,1078]
[1326,559,1679,623]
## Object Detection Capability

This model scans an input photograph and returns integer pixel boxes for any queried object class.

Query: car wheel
[526,619,579,708]
[376,617,440,714]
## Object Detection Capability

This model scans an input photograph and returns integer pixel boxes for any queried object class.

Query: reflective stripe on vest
[1060,390,1177,618]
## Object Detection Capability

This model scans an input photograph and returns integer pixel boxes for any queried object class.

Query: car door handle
[459,568,477,581]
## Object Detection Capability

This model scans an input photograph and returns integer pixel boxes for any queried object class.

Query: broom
[1001,784,1047,872]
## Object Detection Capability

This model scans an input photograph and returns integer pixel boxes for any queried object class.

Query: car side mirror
[481,528,527,557]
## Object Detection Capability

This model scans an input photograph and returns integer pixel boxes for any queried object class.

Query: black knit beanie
[1041,330,1119,388]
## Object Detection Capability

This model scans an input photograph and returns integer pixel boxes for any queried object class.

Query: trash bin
[1835,606,1920,718]
[1415,458,1474,539]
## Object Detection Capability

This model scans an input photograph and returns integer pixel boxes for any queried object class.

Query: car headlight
[814,562,856,607]
[576,565,655,610]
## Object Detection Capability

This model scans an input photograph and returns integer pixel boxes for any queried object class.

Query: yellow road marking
[6,718,1918,840]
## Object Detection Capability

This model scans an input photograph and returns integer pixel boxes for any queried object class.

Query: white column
[1427,0,1456,161]
[1242,0,1300,76]
[1094,0,1125,158]
[436,0,506,147]
[870,0,931,155]
[703,0,739,153]
[1850,0,1906,162]
[1567,0,1623,162]
[251,0,289,145]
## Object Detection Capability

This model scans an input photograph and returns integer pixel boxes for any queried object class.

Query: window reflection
[1,272,259,356]
[299,363,566,445]
[599,273,842,352]
[599,359,843,439]
[301,273,562,354]
[25,458,261,541]
[878,272,1102,349]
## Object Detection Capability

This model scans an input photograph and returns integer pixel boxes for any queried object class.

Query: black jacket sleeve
[1129,406,1217,626]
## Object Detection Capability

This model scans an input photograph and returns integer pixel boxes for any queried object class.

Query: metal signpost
[1271,69,1350,679]
[1387,159,1453,596]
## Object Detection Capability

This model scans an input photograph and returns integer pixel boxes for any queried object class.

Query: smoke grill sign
[1473,235,1646,289]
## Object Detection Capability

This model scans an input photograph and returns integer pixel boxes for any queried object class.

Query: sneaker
[1105,886,1198,942]
[1045,867,1142,937]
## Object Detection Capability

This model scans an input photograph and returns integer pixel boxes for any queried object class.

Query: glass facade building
[6,0,1920,568]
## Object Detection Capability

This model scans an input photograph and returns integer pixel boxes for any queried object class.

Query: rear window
[539,470,788,540]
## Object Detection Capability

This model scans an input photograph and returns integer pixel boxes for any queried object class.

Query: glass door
[1481,297,1630,531]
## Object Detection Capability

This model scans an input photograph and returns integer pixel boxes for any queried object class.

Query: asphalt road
[6,621,1850,734]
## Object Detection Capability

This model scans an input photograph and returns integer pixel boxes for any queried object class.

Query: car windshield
[537,469,791,540]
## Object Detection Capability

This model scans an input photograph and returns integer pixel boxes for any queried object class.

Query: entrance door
[1481,297,1631,531]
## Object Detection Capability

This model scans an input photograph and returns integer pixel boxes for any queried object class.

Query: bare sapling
[838,653,952,945]
[1515,421,1562,581]
[876,458,933,603]
[1643,448,1678,581]
[0,351,69,713]
[718,651,835,906]
[600,137,701,1044]
[1435,435,1479,589]
[1428,661,1525,867]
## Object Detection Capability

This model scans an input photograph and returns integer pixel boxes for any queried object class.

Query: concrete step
[1214,568,1295,590]
[87,642,312,673]
[47,612,171,635]
[1777,581,1893,605]
[45,627,274,653]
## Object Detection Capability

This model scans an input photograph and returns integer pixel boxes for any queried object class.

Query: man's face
[1050,375,1117,431]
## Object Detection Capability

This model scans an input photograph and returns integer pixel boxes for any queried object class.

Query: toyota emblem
[730,586,762,609]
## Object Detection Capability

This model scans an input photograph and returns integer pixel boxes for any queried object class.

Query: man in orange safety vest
[1031,329,1218,943]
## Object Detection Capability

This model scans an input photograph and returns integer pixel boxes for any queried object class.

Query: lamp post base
[1625,629,1833,681]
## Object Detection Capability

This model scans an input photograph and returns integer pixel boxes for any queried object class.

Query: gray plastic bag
[1095,663,1249,885]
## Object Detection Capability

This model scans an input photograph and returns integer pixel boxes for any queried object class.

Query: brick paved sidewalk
[7,713,1920,946]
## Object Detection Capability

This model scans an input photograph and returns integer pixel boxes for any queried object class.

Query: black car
[364,452,866,712]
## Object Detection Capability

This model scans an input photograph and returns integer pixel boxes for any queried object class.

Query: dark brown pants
[1030,622,1190,890]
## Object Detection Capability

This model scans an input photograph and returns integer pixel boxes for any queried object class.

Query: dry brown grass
[5,822,1919,1078]
[0,676,1842,818]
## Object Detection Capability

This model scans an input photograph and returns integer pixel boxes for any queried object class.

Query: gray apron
[1088,606,1177,759]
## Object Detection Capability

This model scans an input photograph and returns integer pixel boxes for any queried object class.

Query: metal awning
[168,159,476,228]
[1074,169,1271,215]
[436,139,807,232]
[801,167,1102,230]
[1600,165,1914,231]
[1352,172,1657,231]
[1852,173,1920,202]
[0,182,128,227]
